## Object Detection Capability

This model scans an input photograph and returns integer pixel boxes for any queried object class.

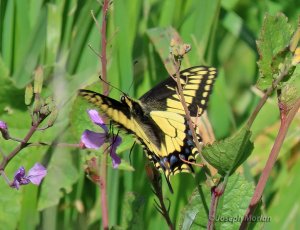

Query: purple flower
[81,110,121,168]
[0,120,10,140]
[11,163,47,190]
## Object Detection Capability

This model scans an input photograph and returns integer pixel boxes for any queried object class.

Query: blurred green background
[0,0,299,229]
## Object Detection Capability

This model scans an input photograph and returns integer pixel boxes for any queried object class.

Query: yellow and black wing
[79,66,217,191]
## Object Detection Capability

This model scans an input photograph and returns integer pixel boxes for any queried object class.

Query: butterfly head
[120,95,145,118]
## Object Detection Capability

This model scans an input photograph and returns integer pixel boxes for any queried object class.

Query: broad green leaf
[179,184,211,230]
[120,192,145,229]
[38,148,79,210]
[18,186,39,230]
[66,1,100,74]
[215,174,255,229]
[180,0,220,65]
[0,180,22,230]
[256,13,293,90]
[0,57,27,123]
[222,11,256,50]
[202,128,254,175]
[12,8,47,88]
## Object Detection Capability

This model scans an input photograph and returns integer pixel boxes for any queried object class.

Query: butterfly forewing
[79,90,134,131]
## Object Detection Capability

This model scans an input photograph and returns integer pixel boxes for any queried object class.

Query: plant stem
[173,59,214,185]
[207,175,228,230]
[156,192,174,229]
[148,167,174,229]
[0,122,40,171]
[98,0,110,229]
[240,98,300,229]
[246,66,289,129]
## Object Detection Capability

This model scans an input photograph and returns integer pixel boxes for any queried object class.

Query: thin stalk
[98,0,110,229]
[240,98,300,229]
[173,59,213,184]
[207,176,228,230]
[0,121,41,171]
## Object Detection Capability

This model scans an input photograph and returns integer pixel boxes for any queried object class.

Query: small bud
[25,84,33,105]
[47,108,58,127]
[40,105,51,117]
[34,67,44,94]
[32,98,43,114]
[44,96,54,105]
[0,121,10,140]
[44,96,55,111]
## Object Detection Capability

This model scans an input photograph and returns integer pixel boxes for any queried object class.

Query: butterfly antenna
[99,75,127,95]
[127,60,139,95]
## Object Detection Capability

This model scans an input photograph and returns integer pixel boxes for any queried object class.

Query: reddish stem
[207,176,228,230]
[240,98,300,229]
[98,0,110,229]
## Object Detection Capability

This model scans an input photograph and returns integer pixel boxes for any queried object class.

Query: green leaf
[280,64,300,108]
[179,184,211,230]
[202,128,254,176]
[0,182,22,230]
[266,160,300,228]
[256,13,294,90]
[215,174,254,229]
[38,148,79,210]
[12,8,47,88]
[119,192,145,229]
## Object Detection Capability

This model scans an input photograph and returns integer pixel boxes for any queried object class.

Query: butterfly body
[79,66,217,186]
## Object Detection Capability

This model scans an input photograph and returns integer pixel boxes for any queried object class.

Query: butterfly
[79,66,217,192]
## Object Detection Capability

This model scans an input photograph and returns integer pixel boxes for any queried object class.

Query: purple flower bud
[0,121,10,140]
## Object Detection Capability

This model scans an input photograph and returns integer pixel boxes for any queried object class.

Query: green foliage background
[0,0,299,229]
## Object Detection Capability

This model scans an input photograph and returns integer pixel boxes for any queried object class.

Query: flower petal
[27,163,47,185]
[81,130,106,149]
[11,166,29,189]
[87,110,108,132]
[110,136,122,168]
[14,166,26,180]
